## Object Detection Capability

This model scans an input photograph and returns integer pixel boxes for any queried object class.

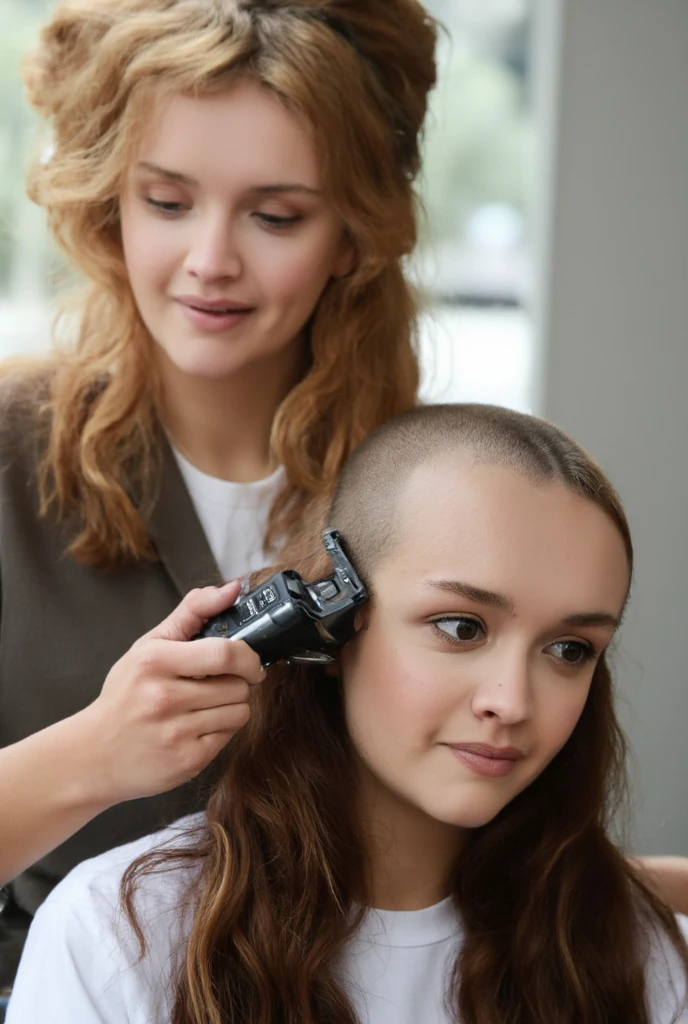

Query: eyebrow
[560,611,620,628]
[136,161,321,196]
[426,579,514,612]
[424,579,619,629]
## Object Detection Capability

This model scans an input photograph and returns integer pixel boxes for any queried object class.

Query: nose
[470,645,533,726]
[183,210,242,284]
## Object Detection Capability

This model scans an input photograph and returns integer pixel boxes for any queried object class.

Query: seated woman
[7,404,688,1023]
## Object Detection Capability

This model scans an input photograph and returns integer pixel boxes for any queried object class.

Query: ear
[352,608,367,632]
[324,608,368,678]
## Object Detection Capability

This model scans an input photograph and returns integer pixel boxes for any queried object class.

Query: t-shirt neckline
[357,896,461,948]
[171,444,285,503]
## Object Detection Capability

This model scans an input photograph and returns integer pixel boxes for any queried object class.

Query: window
[0,0,535,413]
[417,0,535,411]
[1,0,58,355]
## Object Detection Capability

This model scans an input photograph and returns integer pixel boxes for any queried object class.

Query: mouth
[175,297,255,316]
[174,297,256,332]
[445,742,525,778]
[447,743,524,760]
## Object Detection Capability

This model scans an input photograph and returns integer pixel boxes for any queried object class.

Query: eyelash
[430,616,485,648]
[144,197,186,215]
[254,213,302,229]
[143,198,302,229]
[430,616,598,668]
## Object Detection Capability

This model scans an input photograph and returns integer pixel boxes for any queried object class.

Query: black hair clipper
[198,529,368,666]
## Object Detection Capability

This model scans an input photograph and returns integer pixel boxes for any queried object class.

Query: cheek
[343,631,455,749]
[257,231,342,305]
[535,682,592,761]
[121,193,191,286]
[121,213,170,290]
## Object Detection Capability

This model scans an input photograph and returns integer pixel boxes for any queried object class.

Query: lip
[448,743,524,760]
[175,295,255,312]
[175,296,255,333]
[446,742,525,778]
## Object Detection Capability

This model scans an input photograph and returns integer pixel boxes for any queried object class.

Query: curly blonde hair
[17,0,438,568]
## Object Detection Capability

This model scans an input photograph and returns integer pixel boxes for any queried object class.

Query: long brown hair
[123,405,688,1024]
[12,0,437,568]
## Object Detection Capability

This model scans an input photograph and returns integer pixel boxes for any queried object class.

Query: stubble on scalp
[327,403,626,591]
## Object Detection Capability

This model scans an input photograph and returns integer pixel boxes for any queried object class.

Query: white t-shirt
[7,818,688,1024]
[171,446,284,582]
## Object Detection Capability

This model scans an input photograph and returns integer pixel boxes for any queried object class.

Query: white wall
[533,0,688,853]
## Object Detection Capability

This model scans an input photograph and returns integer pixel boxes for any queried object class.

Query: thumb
[147,581,242,643]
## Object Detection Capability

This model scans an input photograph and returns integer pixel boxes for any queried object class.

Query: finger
[195,730,239,763]
[190,702,252,737]
[138,637,265,686]
[145,582,242,643]
[178,637,265,684]
[172,677,252,712]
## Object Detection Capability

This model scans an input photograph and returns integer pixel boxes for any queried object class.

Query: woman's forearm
[0,584,262,887]
[632,855,688,916]
[0,713,111,887]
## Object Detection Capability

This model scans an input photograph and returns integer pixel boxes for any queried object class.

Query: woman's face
[340,454,630,834]
[119,78,351,383]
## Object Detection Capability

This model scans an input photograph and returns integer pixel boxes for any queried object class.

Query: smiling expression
[119,79,352,383]
[340,453,631,834]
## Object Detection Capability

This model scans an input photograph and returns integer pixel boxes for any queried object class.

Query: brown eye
[433,617,484,644]
[546,640,595,666]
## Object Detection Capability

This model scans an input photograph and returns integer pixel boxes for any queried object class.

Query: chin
[424,795,509,830]
[163,344,250,381]
[177,360,242,381]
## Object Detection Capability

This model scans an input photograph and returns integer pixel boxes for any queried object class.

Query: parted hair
[124,404,688,1024]
[13,0,438,568]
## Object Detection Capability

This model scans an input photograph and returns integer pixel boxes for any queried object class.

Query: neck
[357,770,465,912]
[156,341,308,482]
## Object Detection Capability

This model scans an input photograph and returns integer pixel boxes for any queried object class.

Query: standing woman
[0,0,437,984]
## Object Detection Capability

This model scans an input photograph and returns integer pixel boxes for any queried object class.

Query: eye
[546,640,596,667]
[144,197,187,215]
[254,212,303,229]
[431,616,485,646]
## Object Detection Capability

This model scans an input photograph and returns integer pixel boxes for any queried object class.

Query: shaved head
[327,404,632,588]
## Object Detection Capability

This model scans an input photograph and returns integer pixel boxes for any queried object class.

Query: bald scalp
[327,403,631,589]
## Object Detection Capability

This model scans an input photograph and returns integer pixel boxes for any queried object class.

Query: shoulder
[8,814,205,1024]
[41,811,205,935]
[0,362,108,487]
[645,912,688,1023]
[0,363,53,415]
[0,364,54,463]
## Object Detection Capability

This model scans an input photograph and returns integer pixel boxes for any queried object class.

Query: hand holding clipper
[198,530,368,666]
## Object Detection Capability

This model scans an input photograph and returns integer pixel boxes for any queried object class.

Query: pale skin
[337,456,688,914]
[120,80,353,481]
[2,80,688,913]
[0,79,352,887]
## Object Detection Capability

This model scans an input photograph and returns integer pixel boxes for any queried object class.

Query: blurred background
[1,0,687,854]
[0,0,535,409]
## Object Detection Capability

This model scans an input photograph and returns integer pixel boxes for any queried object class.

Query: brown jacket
[0,381,224,914]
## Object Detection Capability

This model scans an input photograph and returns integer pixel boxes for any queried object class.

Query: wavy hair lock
[14,0,438,568]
